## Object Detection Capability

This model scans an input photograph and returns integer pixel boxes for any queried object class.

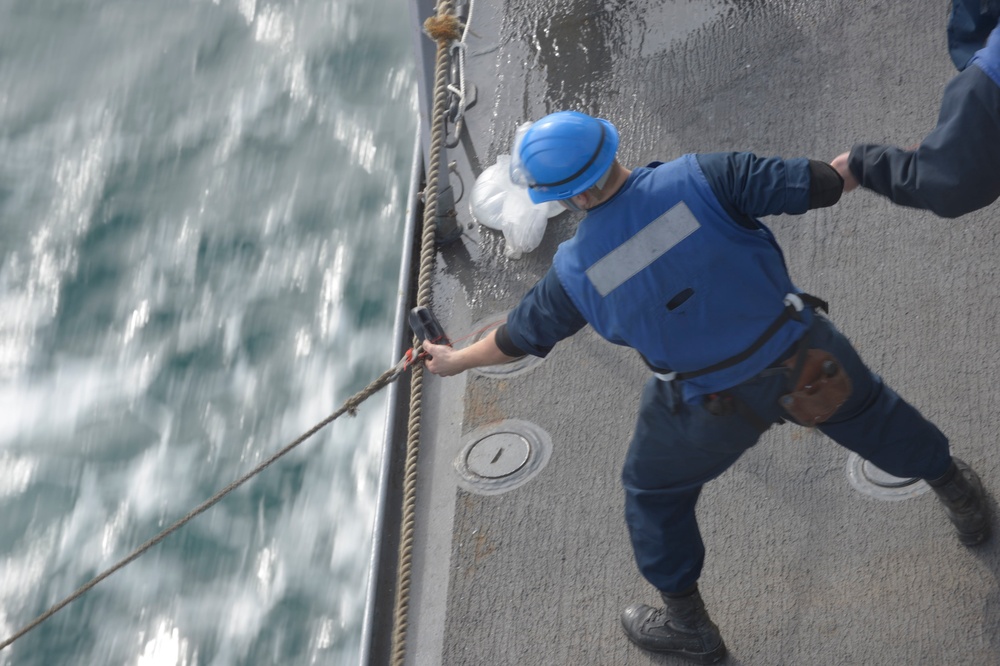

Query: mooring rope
[389,2,460,665]
[0,356,411,653]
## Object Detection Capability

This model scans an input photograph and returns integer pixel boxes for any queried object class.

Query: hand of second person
[831,152,859,193]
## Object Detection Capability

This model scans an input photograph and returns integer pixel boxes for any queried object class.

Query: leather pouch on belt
[779,349,852,426]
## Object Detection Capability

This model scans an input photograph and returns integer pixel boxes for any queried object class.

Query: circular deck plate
[846,452,931,501]
[466,432,531,478]
[454,420,552,495]
[468,314,545,379]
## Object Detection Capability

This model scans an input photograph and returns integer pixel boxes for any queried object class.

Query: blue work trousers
[621,315,953,594]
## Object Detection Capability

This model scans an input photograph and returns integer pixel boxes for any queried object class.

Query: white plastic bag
[469,156,512,232]
[499,186,549,259]
[470,154,561,259]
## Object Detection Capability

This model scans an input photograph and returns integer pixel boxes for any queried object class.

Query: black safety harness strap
[783,324,815,392]
[669,292,828,382]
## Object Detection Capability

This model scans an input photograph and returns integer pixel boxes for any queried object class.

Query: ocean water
[0,0,415,664]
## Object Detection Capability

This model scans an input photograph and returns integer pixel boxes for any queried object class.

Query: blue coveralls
[948,0,1000,71]
[504,153,953,594]
[848,12,1000,217]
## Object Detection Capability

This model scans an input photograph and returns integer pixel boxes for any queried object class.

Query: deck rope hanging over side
[0,358,410,653]
[390,3,460,665]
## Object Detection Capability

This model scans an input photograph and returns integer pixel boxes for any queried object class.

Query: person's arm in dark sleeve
[424,267,586,376]
[695,152,843,228]
[504,267,587,356]
[493,324,527,358]
[846,66,1000,218]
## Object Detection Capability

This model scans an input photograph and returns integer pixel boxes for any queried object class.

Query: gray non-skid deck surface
[404,1,1000,664]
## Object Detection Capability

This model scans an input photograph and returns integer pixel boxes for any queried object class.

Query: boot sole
[622,633,728,664]
[958,524,991,546]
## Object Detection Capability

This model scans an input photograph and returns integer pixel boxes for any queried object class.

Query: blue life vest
[971,21,1000,86]
[553,155,811,401]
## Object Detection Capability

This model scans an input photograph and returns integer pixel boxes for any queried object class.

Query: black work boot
[928,458,992,546]
[620,585,727,664]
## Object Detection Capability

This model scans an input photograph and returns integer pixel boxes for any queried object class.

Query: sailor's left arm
[695,152,843,228]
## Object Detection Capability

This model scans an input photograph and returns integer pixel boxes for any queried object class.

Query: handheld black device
[408,306,451,345]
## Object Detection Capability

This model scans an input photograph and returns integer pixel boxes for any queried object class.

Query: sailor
[832,4,1000,217]
[423,110,992,664]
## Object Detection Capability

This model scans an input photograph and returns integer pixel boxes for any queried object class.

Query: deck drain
[469,314,544,379]
[846,452,931,501]
[454,420,552,495]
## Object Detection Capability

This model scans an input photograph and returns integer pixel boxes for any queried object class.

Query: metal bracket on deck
[432,180,462,245]
[444,0,477,149]
[421,162,463,246]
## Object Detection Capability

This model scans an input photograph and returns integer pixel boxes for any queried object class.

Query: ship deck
[369,0,1000,663]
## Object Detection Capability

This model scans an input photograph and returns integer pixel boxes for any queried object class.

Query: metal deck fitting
[454,420,552,495]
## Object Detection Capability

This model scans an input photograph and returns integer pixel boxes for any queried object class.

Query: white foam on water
[136,618,197,666]
[0,358,157,449]
[0,105,115,381]
[0,0,415,663]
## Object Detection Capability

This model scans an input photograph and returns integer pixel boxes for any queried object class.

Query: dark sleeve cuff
[846,146,868,183]
[494,323,527,358]
[807,160,843,209]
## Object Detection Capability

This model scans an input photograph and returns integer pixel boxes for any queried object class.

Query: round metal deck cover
[454,420,552,495]
[466,432,530,479]
[468,314,544,378]
[861,460,917,488]
[846,452,930,501]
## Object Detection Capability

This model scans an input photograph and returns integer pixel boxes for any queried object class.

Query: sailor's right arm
[424,267,586,377]
[424,330,517,376]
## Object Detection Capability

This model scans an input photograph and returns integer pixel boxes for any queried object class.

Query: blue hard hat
[512,111,619,204]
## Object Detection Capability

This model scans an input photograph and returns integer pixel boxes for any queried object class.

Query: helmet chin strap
[557,164,614,212]
[594,164,612,190]
[558,197,584,212]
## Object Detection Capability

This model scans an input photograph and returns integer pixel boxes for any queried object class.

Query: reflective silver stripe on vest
[585,201,701,296]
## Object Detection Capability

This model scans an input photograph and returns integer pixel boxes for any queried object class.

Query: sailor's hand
[831,152,859,193]
[423,341,464,377]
